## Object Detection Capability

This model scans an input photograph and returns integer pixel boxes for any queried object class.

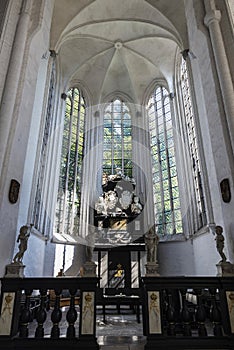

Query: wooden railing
[142,276,234,349]
[0,276,234,349]
[0,277,99,350]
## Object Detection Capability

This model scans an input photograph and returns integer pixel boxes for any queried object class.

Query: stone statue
[95,196,107,215]
[131,196,142,215]
[13,224,32,264]
[215,225,227,262]
[145,225,159,263]
[105,190,118,211]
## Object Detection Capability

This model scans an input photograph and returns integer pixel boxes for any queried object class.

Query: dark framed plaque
[8,179,20,204]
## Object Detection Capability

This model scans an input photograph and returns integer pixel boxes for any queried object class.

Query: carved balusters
[166,289,176,336]
[51,289,62,338]
[209,287,223,336]
[180,288,192,336]
[66,289,78,338]
[19,289,32,338]
[194,289,207,337]
[35,289,48,338]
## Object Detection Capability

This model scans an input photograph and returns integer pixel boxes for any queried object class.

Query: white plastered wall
[184,0,234,274]
[0,0,55,277]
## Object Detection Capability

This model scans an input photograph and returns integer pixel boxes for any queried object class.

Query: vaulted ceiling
[50,0,188,105]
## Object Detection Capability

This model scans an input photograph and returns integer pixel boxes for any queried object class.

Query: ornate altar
[94,172,143,245]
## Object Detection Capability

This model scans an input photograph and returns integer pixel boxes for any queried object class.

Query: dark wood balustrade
[0,277,99,349]
[142,276,234,349]
[0,276,234,349]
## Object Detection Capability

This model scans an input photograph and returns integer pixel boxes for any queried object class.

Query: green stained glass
[55,87,85,236]
[103,99,132,176]
[148,85,183,235]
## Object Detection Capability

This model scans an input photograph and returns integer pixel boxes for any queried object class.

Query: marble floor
[96,310,146,349]
[98,336,146,350]
[27,306,229,350]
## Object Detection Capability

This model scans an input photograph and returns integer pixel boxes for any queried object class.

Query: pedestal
[83,261,97,277]
[4,263,25,278]
[216,261,234,276]
[145,262,160,276]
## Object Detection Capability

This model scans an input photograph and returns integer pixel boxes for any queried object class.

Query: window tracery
[147,86,182,235]
[55,87,86,237]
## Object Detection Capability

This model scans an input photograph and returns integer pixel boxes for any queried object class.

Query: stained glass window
[180,60,207,229]
[55,87,86,236]
[147,86,182,235]
[103,99,132,177]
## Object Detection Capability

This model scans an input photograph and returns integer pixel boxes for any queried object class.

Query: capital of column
[204,9,221,27]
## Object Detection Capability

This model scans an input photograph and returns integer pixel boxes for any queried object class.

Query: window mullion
[71,90,81,235]
[62,96,74,234]
[121,101,124,174]
[181,60,207,231]
[162,96,176,234]
[111,101,114,174]
[154,89,165,233]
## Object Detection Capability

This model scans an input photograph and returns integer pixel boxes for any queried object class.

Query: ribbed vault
[51,0,187,104]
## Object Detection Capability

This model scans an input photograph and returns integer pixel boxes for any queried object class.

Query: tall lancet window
[180,60,206,229]
[55,88,86,237]
[32,60,56,234]
[147,86,182,236]
[103,99,132,177]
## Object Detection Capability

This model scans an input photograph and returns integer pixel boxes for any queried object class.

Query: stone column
[0,0,32,175]
[204,0,234,155]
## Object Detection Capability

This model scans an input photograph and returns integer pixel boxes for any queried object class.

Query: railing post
[66,288,78,338]
[194,289,207,337]
[180,288,192,336]
[79,277,99,349]
[50,288,62,338]
[166,289,176,336]
[209,287,223,336]
[35,288,47,338]
[19,289,32,338]
[0,279,22,337]
[141,277,163,350]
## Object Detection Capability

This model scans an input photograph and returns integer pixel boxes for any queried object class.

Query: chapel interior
[0,0,234,348]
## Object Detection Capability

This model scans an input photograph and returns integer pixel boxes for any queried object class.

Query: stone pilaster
[204,0,234,155]
[0,0,32,176]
